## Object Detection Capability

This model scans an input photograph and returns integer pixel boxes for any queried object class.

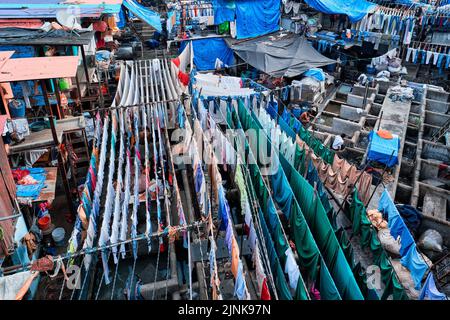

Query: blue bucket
[9,99,26,118]
[366,65,376,75]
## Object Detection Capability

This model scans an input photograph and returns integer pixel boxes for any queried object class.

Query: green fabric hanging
[294,276,309,300]
[290,204,321,281]
[218,21,230,34]
[319,258,342,300]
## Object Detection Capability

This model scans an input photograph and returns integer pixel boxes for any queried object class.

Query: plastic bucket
[37,215,51,231]
[52,227,66,246]
[9,99,26,118]
[366,65,376,75]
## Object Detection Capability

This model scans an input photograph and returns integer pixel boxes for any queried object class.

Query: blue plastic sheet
[379,190,429,290]
[180,38,234,71]
[367,131,400,167]
[235,0,280,39]
[123,0,162,32]
[419,272,447,300]
[304,0,377,23]
[304,68,326,81]
[400,244,429,290]
[213,0,236,25]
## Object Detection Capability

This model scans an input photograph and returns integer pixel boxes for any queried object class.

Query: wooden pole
[48,114,75,217]
[80,45,90,92]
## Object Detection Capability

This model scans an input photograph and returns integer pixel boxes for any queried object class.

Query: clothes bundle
[15,168,47,199]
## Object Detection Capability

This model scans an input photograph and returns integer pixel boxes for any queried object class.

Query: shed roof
[0,28,95,46]
[0,55,79,82]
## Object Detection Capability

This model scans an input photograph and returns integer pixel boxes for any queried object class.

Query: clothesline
[1,221,206,277]
[82,97,189,113]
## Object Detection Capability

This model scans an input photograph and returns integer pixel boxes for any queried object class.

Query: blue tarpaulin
[379,190,429,290]
[304,0,377,23]
[367,131,400,167]
[180,38,234,71]
[235,0,280,39]
[304,68,326,81]
[123,0,162,32]
[213,0,236,25]
[419,272,447,300]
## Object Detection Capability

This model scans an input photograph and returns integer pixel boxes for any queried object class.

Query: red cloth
[178,71,190,86]
[172,57,180,68]
[12,168,30,182]
[261,278,271,300]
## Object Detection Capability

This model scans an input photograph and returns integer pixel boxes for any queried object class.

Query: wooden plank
[0,56,79,82]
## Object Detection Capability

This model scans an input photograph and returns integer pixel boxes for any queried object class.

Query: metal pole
[377,111,384,131]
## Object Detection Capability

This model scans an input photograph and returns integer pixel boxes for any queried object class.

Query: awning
[227,33,336,78]
[0,28,95,46]
[0,56,79,82]
[0,0,123,19]
[123,0,162,32]
[304,0,377,23]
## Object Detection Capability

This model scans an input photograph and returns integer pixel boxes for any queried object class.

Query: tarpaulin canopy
[180,38,234,71]
[213,0,280,39]
[123,0,162,32]
[227,33,335,78]
[304,0,377,23]
[235,0,280,39]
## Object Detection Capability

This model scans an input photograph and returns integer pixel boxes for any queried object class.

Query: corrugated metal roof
[0,0,123,19]
[0,28,95,46]
[0,55,79,82]
[0,19,43,29]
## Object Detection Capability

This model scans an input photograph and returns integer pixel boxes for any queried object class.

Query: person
[1,119,11,155]
[300,110,312,127]
[332,133,346,151]
[329,14,337,29]
[175,234,190,289]
[337,14,347,32]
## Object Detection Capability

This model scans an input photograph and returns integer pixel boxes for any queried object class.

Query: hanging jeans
[420,50,427,65]
[437,54,445,75]
[426,51,433,65]
[433,52,439,65]
[445,55,450,69]
[406,48,413,62]
[412,49,419,64]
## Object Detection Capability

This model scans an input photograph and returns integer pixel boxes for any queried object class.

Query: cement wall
[346,93,375,108]
[424,110,450,127]
[352,84,379,97]
[426,99,449,114]
[331,117,361,136]
[426,88,449,102]
[340,104,366,121]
